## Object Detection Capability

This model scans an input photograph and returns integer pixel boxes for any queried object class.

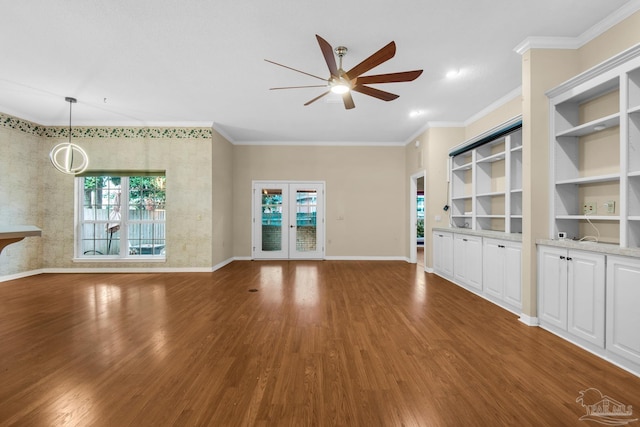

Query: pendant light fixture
[49,96,89,175]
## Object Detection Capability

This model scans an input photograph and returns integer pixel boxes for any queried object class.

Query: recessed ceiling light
[410,110,425,118]
[446,69,461,79]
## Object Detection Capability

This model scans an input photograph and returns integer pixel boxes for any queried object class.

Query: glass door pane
[261,188,284,251]
[253,183,289,259]
[294,189,317,252]
[289,183,324,259]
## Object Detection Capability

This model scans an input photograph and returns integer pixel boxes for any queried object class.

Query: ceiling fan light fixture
[330,83,350,94]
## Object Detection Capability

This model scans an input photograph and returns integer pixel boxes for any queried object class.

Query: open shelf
[555,174,620,185]
[556,113,620,138]
[549,59,640,248]
[449,124,522,234]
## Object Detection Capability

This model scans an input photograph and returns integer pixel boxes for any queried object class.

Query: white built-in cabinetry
[432,228,522,314]
[540,42,640,377]
[606,256,640,367]
[483,238,522,311]
[450,119,522,233]
[537,245,605,347]
[453,233,483,291]
[432,231,453,279]
[547,46,640,247]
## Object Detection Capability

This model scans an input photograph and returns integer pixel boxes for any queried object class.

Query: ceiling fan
[265,35,423,110]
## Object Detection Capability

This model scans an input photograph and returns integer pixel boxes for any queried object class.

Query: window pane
[78,174,165,258]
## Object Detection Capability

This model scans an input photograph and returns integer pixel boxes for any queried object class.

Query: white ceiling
[0,0,635,144]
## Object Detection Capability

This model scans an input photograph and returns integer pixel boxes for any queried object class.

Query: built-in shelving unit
[449,118,522,233]
[547,45,640,248]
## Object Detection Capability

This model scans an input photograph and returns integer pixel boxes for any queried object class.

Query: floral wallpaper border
[0,112,213,139]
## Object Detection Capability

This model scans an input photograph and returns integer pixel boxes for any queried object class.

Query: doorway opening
[410,171,426,267]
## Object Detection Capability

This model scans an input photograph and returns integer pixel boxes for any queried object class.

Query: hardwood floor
[1,261,639,426]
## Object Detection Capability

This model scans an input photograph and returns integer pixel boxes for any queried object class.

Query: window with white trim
[77,174,166,259]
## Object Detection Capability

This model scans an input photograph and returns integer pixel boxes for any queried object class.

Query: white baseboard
[424,266,434,273]
[324,256,410,262]
[3,257,412,279]
[42,267,213,274]
[0,269,44,283]
[519,314,539,326]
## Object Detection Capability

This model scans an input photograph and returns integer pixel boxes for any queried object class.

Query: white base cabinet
[483,238,522,311]
[453,233,483,291]
[606,256,640,367]
[432,228,522,316]
[432,231,453,279]
[538,246,605,347]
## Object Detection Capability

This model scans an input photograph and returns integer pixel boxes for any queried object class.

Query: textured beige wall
[406,126,465,268]
[0,126,44,276]
[40,135,214,269]
[425,127,465,267]
[211,129,234,266]
[464,96,522,141]
[578,10,640,71]
[521,49,579,317]
[233,145,406,258]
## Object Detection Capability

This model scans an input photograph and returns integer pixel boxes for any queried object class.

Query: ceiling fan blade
[304,91,330,106]
[342,92,355,110]
[352,85,399,101]
[264,59,327,82]
[316,35,339,77]
[345,41,396,78]
[356,70,423,85]
[270,85,328,90]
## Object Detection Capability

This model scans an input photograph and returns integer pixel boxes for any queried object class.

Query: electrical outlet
[583,202,596,215]
[603,200,616,214]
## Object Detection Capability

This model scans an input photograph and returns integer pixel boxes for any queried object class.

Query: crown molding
[514,0,640,55]
[233,140,405,147]
[464,87,522,127]
[403,121,465,146]
[211,122,236,143]
[514,37,580,55]
[546,41,640,99]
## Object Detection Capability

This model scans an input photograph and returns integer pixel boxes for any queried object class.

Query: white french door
[252,181,325,259]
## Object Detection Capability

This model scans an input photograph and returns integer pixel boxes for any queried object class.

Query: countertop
[432,227,523,242]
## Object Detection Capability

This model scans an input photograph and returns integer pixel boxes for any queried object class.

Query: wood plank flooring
[1,261,639,426]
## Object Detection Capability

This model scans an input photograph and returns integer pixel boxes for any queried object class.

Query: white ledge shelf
[0,225,42,254]
[556,113,620,138]
[555,215,620,221]
[556,173,620,185]
[476,151,506,164]
[477,191,505,198]
[452,163,472,171]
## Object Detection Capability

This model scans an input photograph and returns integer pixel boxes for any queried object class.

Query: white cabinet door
[483,239,505,299]
[454,234,483,291]
[606,256,640,366]
[538,245,568,330]
[433,231,453,278]
[483,239,522,309]
[567,250,605,347]
[503,242,522,308]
